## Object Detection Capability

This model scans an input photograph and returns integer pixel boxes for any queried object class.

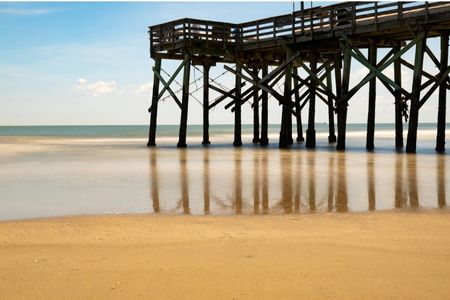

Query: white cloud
[0,8,55,16]
[77,78,118,97]
[135,82,153,95]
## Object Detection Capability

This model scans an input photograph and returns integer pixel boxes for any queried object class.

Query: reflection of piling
[234,149,242,214]
[437,155,446,207]
[294,152,302,212]
[262,150,269,214]
[367,154,376,210]
[150,150,160,213]
[281,151,293,213]
[407,154,419,208]
[307,152,316,212]
[395,154,405,208]
[327,153,335,212]
[179,150,190,214]
[203,149,210,214]
[253,151,260,214]
[336,153,348,212]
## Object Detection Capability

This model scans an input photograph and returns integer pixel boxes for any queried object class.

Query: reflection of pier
[149,149,446,215]
[147,2,450,153]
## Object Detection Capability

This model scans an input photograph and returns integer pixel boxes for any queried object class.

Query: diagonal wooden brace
[208,82,246,109]
[419,65,450,108]
[153,66,182,109]
[157,60,186,100]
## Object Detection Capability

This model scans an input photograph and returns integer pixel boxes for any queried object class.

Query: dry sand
[1,212,450,299]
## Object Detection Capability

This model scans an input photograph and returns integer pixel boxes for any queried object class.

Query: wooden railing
[149,1,450,52]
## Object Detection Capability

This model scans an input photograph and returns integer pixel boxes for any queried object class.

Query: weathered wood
[293,68,304,142]
[209,82,246,109]
[326,64,336,143]
[260,65,269,146]
[252,68,260,143]
[157,60,186,100]
[406,33,426,153]
[233,64,242,147]
[202,65,211,145]
[337,46,351,151]
[436,33,449,153]
[279,50,294,149]
[148,58,162,147]
[306,51,317,149]
[152,66,182,108]
[394,44,404,150]
[366,44,377,151]
[177,54,191,148]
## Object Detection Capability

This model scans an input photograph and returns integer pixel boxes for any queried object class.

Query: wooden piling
[293,68,305,142]
[326,65,336,143]
[202,65,211,145]
[177,54,191,148]
[280,53,293,149]
[306,51,317,149]
[234,64,243,147]
[406,33,426,153]
[252,68,260,143]
[394,44,404,150]
[337,48,351,151]
[260,65,269,146]
[147,58,162,147]
[366,44,377,151]
[436,33,448,153]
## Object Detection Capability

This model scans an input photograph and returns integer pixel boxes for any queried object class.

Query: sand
[1,212,450,299]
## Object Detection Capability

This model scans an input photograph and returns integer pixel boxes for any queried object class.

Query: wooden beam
[147,58,162,147]
[326,64,336,143]
[177,54,191,148]
[202,65,211,145]
[419,65,450,109]
[436,33,449,153]
[406,33,427,153]
[233,64,243,147]
[279,50,294,149]
[366,44,377,151]
[153,67,182,108]
[252,67,260,143]
[260,65,269,146]
[293,68,304,142]
[157,60,186,100]
[394,44,404,150]
[208,82,246,109]
[337,45,351,151]
[306,51,317,149]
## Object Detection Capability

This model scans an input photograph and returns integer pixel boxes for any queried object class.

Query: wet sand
[2,212,450,299]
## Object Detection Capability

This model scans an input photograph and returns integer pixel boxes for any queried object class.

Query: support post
[177,54,191,148]
[406,33,426,153]
[326,64,336,143]
[280,53,293,149]
[394,44,404,150]
[293,68,305,142]
[234,64,243,147]
[366,44,377,151]
[252,68,260,143]
[202,65,211,145]
[436,33,449,153]
[260,65,269,146]
[147,58,162,146]
[306,51,317,149]
[337,47,351,150]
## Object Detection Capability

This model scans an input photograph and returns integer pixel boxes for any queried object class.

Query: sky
[0,1,448,126]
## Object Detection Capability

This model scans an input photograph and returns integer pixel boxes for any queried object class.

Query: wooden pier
[147,1,450,153]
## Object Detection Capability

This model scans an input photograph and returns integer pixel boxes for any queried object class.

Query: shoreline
[2,212,450,299]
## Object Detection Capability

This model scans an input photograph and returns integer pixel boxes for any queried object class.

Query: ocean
[0,124,448,220]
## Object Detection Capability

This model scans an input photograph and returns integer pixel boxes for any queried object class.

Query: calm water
[0,124,448,220]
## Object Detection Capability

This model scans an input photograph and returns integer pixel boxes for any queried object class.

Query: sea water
[0,124,448,220]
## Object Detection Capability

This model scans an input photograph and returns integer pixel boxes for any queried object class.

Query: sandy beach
[2,212,450,299]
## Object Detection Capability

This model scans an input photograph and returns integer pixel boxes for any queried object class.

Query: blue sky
[0,2,447,125]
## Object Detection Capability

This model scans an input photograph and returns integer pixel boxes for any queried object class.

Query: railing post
[398,2,403,24]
